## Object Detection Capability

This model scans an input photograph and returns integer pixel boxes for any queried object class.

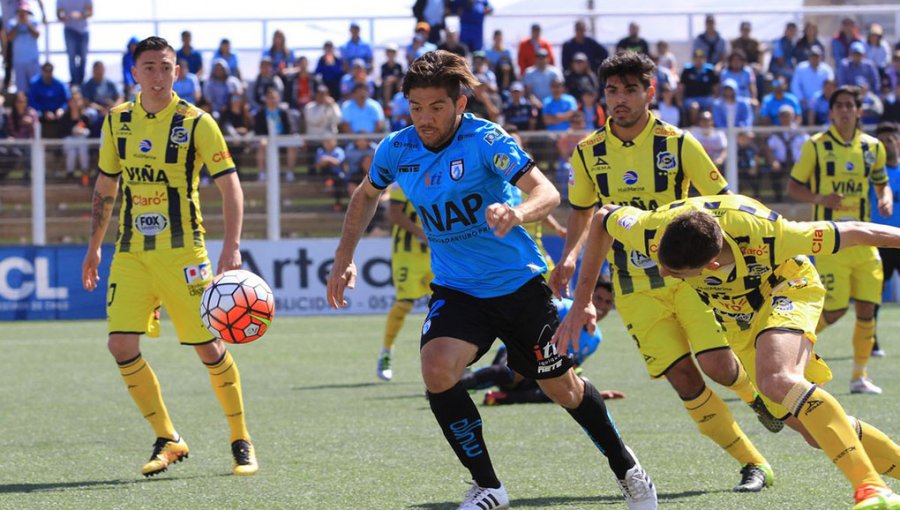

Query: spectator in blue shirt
[541,78,577,132]
[869,122,900,357]
[679,49,719,115]
[172,58,201,104]
[314,137,347,210]
[790,46,833,114]
[453,0,492,52]
[340,82,384,134]
[253,88,296,181]
[502,81,537,131]
[56,0,92,86]
[121,36,138,98]
[759,77,801,125]
[405,22,438,67]
[28,62,69,138]
[316,41,344,100]
[807,79,835,126]
[712,79,753,128]
[561,19,607,72]
[213,38,241,80]
[837,41,880,94]
[341,22,373,72]
[692,14,726,67]
[8,5,40,94]
[339,58,375,101]
[264,29,295,76]
[831,17,863,66]
[176,30,203,78]
[719,50,756,102]
[768,22,797,82]
[81,60,120,135]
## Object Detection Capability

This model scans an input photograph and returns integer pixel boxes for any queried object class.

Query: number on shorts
[397,267,408,283]
[820,274,835,292]
[107,283,117,306]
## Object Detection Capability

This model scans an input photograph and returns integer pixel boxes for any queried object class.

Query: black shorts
[420,276,573,380]
[880,247,900,283]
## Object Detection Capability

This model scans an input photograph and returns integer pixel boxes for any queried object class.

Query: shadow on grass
[0,474,225,494]
[292,382,382,391]
[410,489,725,509]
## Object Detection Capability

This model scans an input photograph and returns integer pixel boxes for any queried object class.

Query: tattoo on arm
[91,191,115,236]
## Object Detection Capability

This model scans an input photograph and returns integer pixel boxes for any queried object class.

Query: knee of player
[695,350,739,385]
[823,308,847,324]
[107,334,140,361]
[537,373,582,408]
[420,358,462,393]
[663,358,706,398]
[755,371,802,404]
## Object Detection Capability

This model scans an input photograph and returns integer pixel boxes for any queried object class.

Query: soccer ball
[200,269,275,344]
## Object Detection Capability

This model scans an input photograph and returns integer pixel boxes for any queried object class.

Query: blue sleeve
[479,124,534,185]
[334,147,346,163]
[368,138,397,189]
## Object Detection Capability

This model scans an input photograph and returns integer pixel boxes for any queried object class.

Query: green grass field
[2,308,898,510]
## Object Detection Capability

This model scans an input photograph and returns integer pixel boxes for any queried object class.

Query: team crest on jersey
[493,153,511,172]
[656,151,676,171]
[623,170,639,185]
[629,250,656,269]
[170,127,189,145]
[704,276,723,286]
[772,295,793,312]
[747,263,768,276]
[138,139,153,153]
[450,159,465,181]
[864,150,876,166]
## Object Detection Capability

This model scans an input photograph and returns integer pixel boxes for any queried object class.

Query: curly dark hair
[599,50,656,89]
[403,50,479,102]
[658,211,723,270]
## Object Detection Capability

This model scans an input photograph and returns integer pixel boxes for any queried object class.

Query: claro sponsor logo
[811,229,825,254]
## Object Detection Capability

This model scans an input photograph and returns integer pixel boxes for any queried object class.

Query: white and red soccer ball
[200,269,275,344]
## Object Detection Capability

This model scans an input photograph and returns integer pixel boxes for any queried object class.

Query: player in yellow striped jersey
[80,37,257,477]
[550,51,777,492]
[557,194,900,510]
[787,85,893,395]
[377,183,433,381]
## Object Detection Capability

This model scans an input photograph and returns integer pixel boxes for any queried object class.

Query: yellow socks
[850,416,900,479]
[683,386,767,466]
[383,300,413,351]
[783,380,884,489]
[206,351,249,444]
[118,354,176,439]
[725,358,756,404]
[851,319,876,380]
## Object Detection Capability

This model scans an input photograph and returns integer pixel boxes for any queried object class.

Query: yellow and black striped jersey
[605,195,840,330]
[789,126,887,222]
[389,183,428,255]
[568,112,729,295]
[99,93,236,253]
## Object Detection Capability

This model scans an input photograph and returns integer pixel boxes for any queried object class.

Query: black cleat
[734,463,774,492]
[749,394,784,433]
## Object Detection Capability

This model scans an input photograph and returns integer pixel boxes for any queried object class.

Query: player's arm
[552,204,621,354]
[214,172,243,274]
[82,173,119,292]
[487,166,559,237]
[837,221,900,250]
[787,140,843,209]
[388,200,426,243]
[872,141,891,217]
[327,179,385,309]
[549,142,597,297]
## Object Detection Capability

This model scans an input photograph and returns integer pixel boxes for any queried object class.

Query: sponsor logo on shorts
[170,126,189,145]
[772,295,793,312]
[183,262,211,284]
[629,249,656,269]
[188,283,206,296]
[134,213,169,235]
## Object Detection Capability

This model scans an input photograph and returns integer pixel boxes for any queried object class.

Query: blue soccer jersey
[369,113,547,297]
[555,298,602,365]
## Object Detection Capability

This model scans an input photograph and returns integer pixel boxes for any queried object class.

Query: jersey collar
[133,92,180,120]
[825,125,859,147]
[606,111,658,149]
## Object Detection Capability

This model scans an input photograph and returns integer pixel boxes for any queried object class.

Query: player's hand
[82,247,101,291]
[548,257,576,298]
[485,202,523,238]
[551,299,596,356]
[878,195,893,219]
[820,192,844,210]
[599,390,625,400]
[327,259,357,309]
[217,248,242,274]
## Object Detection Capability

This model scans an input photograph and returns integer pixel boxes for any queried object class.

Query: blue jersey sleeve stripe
[211,167,237,179]
[508,159,535,185]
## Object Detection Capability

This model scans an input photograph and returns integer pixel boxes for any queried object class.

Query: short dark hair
[599,50,656,89]
[658,211,722,270]
[875,121,898,136]
[403,50,479,102]
[134,36,176,63]
[829,85,862,110]
[595,276,612,294]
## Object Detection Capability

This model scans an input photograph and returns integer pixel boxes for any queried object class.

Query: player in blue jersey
[327,50,657,510]
[464,277,625,405]
[870,122,900,357]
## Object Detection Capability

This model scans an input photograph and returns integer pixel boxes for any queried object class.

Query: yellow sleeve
[194,113,236,177]
[778,220,839,259]
[567,143,598,209]
[97,114,122,176]
[869,140,888,185]
[681,131,729,195]
[789,139,816,184]
[604,205,652,252]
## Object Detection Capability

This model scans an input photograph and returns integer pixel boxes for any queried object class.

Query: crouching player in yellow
[377,183,433,381]
[557,194,900,510]
[81,36,257,477]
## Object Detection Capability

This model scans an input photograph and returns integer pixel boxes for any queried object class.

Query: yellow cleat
[853,484,900,510]
[231,439,258,476]
[142,436,189,477]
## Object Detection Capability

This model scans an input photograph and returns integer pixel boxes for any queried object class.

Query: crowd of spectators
[2,3,900,200]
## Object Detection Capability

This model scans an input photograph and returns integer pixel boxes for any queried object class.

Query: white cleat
[376,349,393,381]
[617,446,658,510]
[457,481,509,510]
[850,377,883,395]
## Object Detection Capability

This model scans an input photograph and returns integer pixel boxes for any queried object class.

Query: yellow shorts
[108,246,214,344]
[617,280,728,378]
[815,245,883,310]
[392,250,433,301]
[725,262,833,419]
